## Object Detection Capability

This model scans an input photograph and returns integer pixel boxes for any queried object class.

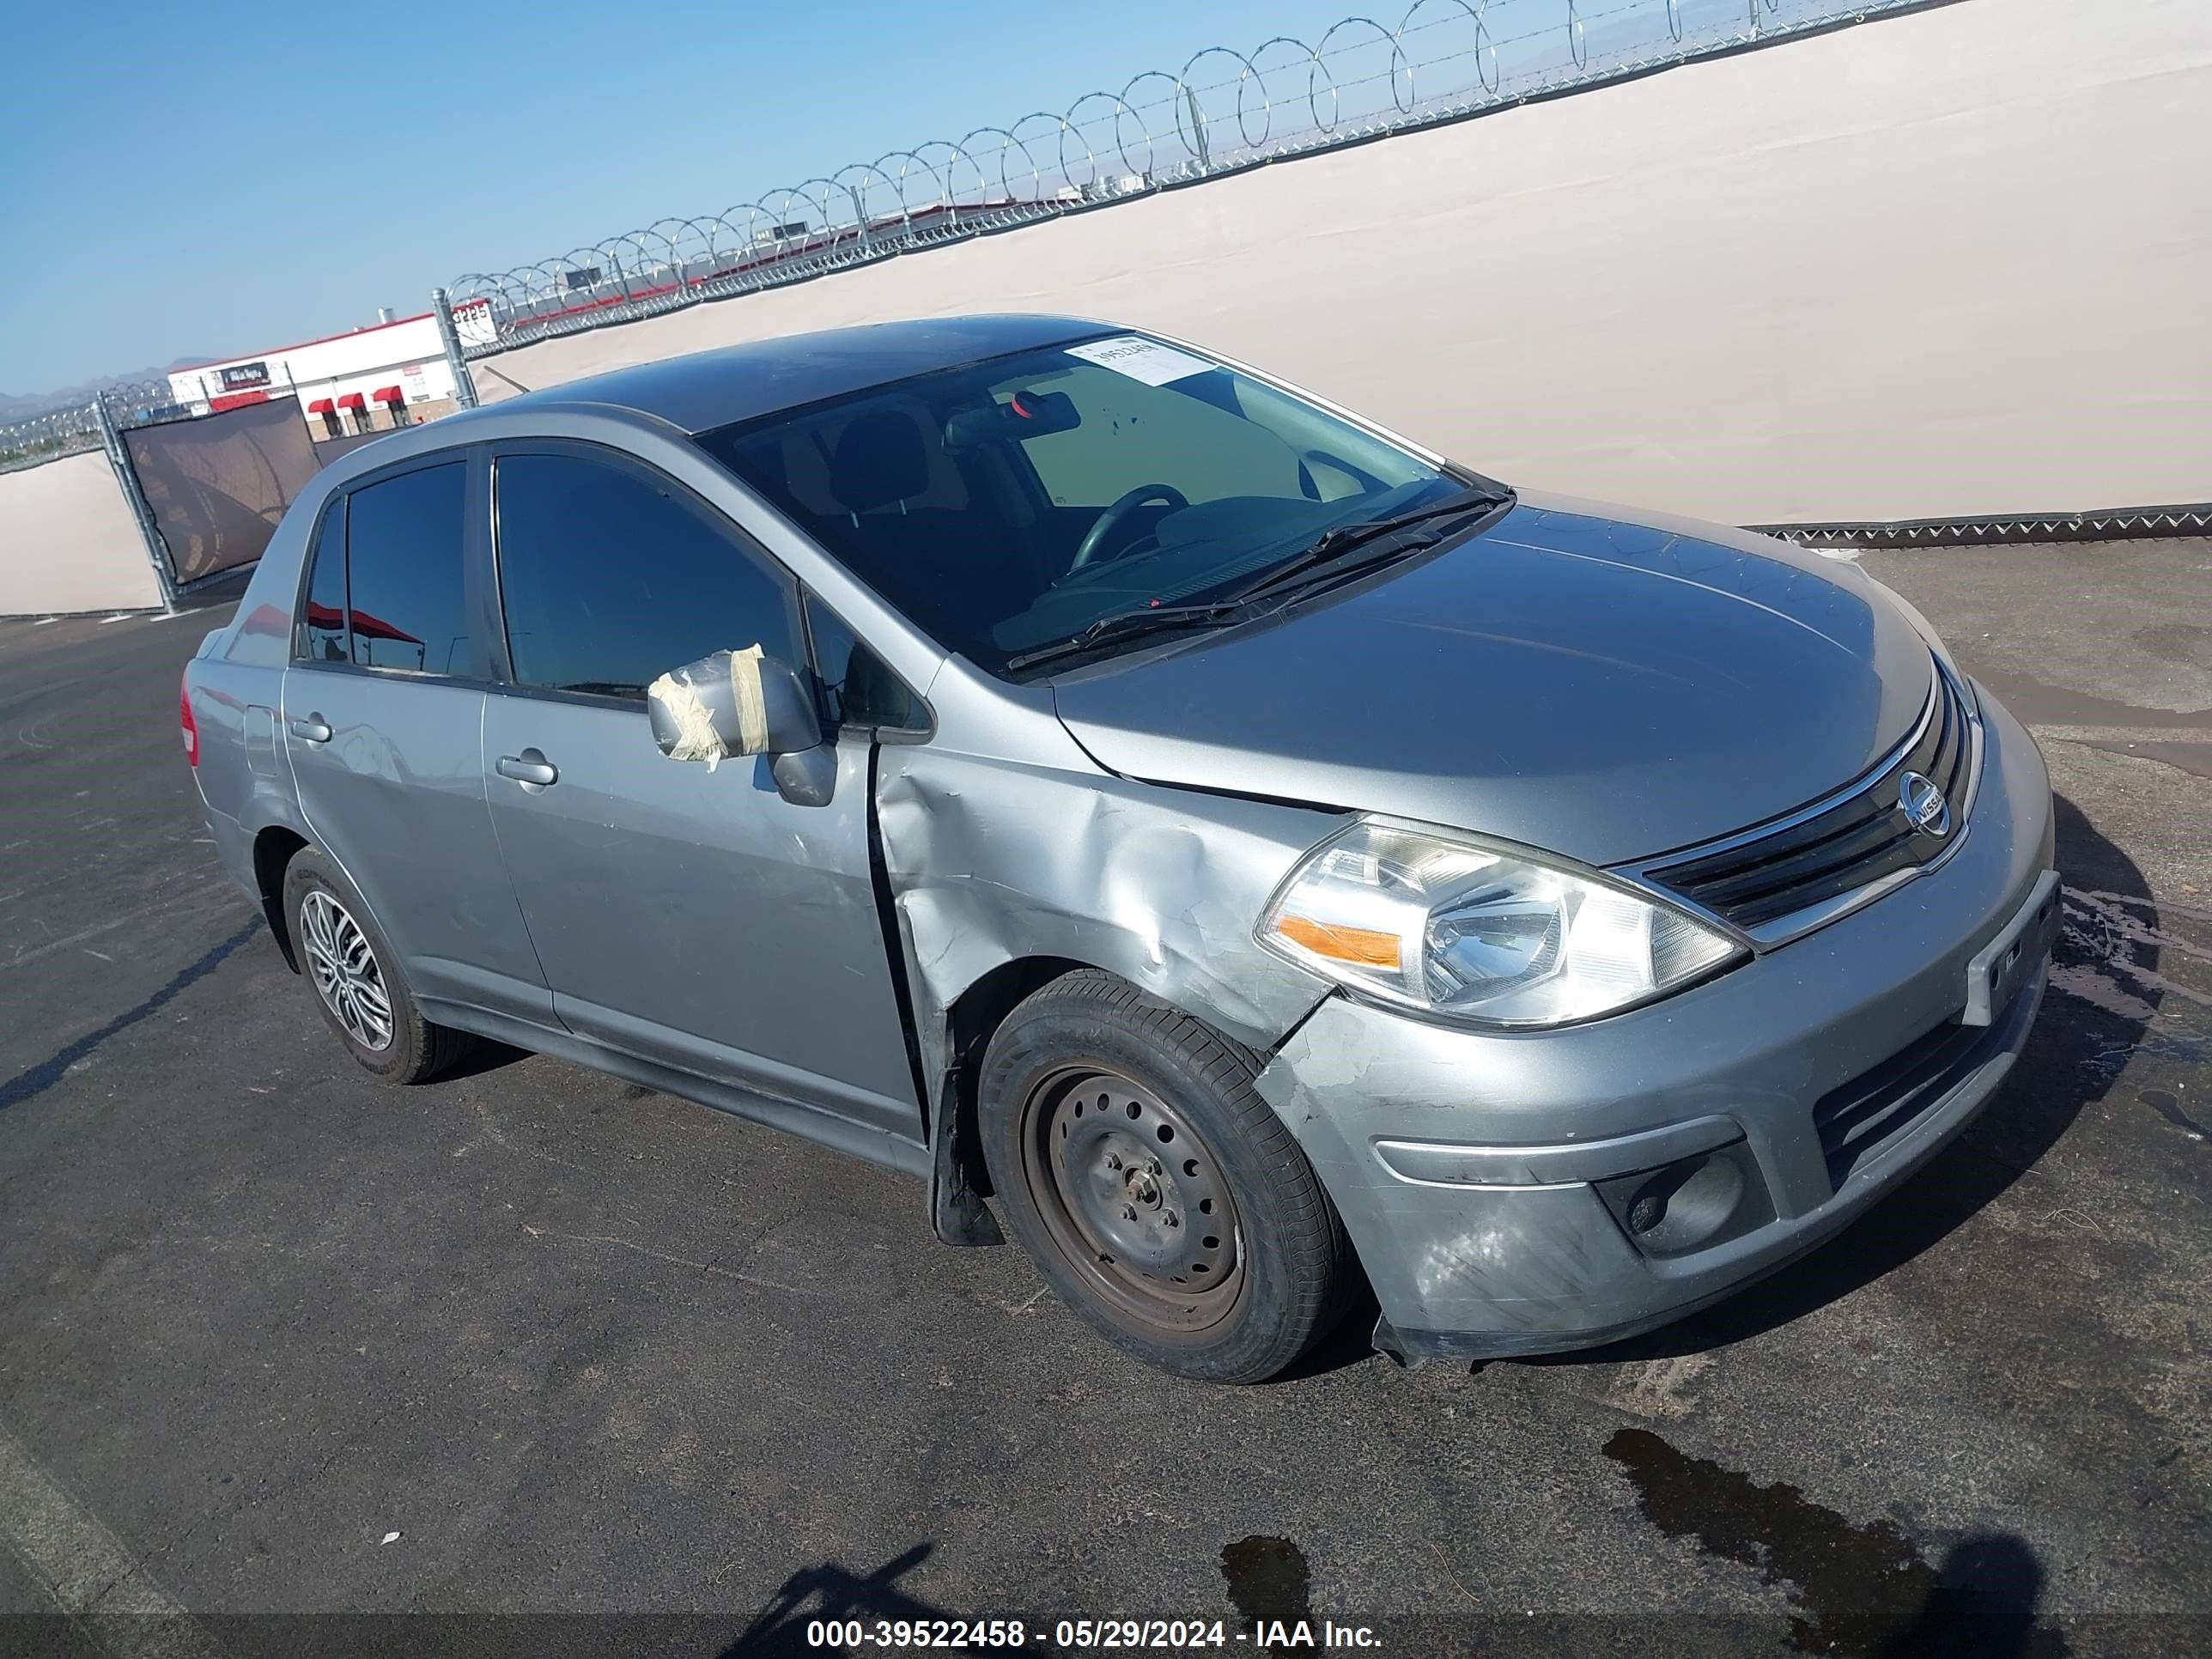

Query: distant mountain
[0,364,210,423]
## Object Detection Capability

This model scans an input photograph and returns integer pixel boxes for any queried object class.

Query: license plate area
[1961,869,2060,1027]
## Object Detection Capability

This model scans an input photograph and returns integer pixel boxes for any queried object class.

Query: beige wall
[0,453,162,616]
[474,0,2212,527]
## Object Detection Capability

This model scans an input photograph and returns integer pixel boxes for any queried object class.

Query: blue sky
[0,0,1363,392]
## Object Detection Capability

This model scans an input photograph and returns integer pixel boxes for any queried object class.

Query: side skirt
[419,999,933,1182]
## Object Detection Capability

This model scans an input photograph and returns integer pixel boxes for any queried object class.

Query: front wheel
[977,971,1352,1382]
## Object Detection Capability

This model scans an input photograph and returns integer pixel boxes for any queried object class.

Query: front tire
[282,848,473,1085]
[977,971,1352,1382]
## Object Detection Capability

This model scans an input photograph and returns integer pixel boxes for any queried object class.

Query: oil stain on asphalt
[1219,1534,1312,1650]
[1604,1428,2069,1656]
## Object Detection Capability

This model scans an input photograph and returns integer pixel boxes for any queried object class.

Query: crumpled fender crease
[876,748,1338,1085]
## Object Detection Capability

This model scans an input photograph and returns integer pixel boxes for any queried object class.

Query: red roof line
[179,310,437,380]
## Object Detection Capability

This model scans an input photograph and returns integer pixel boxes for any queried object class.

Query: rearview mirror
[943,389,1080,451]
[647,647,821,767]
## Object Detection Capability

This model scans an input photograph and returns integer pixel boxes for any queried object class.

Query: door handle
[496,752,558,787]
[289,714,332,744]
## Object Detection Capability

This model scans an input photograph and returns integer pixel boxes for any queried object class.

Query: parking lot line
[0,1421,224,1659]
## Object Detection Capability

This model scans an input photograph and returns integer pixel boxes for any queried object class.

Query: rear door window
[340,462,472,675]
[492,450,799,699]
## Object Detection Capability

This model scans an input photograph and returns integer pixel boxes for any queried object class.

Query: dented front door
[483,694,921,1142]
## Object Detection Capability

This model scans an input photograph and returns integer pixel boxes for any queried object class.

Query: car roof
[484,313,1114,435]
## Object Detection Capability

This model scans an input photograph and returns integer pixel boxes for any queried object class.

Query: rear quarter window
[297,498,348,662]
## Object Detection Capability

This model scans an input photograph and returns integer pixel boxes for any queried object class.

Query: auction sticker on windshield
[1066,336,1214,386]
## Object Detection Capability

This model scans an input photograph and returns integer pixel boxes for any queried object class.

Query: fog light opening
[1597,1140,1773,1261]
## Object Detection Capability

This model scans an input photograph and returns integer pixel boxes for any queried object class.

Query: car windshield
[696,335,1496,674]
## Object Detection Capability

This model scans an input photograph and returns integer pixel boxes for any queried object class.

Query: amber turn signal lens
[1273,914,1401,968]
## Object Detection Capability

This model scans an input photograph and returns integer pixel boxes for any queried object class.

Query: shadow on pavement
[436,1037,535,1082]
[0,918,263,1115]
[1875,1534,2068,1658]
[721,1542,945,1656]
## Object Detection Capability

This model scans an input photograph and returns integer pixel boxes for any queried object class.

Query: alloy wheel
[299,889,394,1053]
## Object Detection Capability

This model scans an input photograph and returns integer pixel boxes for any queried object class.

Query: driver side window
[493,450,799,699]
[1003,363,1305,509]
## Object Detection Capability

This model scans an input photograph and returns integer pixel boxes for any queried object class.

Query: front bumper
[1251,684,2057,1362]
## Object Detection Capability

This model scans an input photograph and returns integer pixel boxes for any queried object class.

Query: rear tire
[977,970,1352,1382]
[282,848,474,1085]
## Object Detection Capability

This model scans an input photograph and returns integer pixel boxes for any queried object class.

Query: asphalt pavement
[0,542,2207,1658]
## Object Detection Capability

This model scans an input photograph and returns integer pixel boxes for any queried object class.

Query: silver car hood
[1048,493,1935,867]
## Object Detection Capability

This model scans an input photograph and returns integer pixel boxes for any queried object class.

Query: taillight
[179,670,199,768]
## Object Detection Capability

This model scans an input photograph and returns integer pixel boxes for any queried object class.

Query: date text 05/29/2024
[805,1619,1384,1649]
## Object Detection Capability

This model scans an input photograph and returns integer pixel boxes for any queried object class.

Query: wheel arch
[921,953,1097,1246]
[924,952,1333,1248]
[944,955,1097,1083]
[252,824,311,973]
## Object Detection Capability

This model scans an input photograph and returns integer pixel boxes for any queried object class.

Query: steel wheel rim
[1020,1064,1246,1335]
[299,890,394,1052]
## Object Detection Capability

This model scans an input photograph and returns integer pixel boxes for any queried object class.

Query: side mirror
[647,647,821,767]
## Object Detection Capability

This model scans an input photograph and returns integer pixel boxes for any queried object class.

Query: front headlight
[1258,820,1745,1029]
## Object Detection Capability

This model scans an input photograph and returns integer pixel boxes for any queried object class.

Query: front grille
[1811,985,2018,1187]
[1647,665,1975,932]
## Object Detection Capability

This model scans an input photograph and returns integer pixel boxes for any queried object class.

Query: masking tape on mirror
[727,643,769,757]
[647,670,726,769]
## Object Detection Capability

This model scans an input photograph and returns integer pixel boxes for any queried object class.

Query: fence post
[1185,85,1211,171]
[431,287,481,410]
[93,391,179,615]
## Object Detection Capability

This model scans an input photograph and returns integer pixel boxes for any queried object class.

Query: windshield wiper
[1003,487,1510,673]
[1225,487,1507,604]
[1005,601,1246,672]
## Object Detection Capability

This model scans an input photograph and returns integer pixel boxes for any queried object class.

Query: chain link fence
[446,0,1934,353]
[0,375,378,610]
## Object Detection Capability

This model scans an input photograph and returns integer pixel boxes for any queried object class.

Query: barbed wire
[447,0,1906,353]
[4,0,1904,471]
[0,382,176,475]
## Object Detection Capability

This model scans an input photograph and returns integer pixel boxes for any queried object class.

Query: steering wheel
[1070,483,1189,572]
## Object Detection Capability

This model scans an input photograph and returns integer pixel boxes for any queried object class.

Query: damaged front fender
[875,742,1341,1237]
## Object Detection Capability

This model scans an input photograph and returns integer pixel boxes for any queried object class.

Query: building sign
[218,362,271,391]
